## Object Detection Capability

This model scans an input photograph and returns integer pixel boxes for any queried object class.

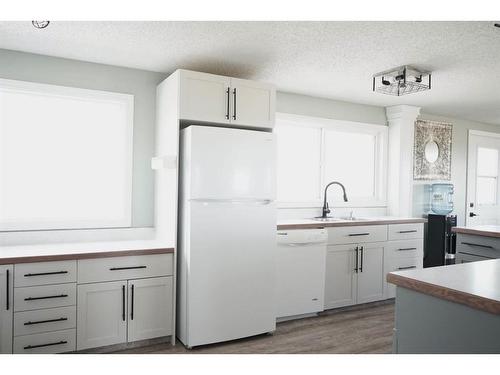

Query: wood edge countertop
[387,261,500,315]
[0,247,174,265]
[452,225,500,238]
[277,217,426,230]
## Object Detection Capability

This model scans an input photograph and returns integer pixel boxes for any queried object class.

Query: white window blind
[0,79,134,231]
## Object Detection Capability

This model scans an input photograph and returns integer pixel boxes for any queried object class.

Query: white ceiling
[1,21,500,124]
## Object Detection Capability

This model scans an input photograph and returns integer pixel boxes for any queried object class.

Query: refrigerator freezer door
[186,200,276,347]
[186,126,275,200]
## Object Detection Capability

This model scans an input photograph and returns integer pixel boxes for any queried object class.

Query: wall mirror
[414,119,452,180]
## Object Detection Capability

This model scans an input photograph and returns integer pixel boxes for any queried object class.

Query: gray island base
[388,259,500,354]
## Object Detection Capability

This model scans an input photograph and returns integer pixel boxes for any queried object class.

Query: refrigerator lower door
[186,200,276,347]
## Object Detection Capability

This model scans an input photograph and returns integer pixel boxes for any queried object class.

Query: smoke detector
[373,65,431,96]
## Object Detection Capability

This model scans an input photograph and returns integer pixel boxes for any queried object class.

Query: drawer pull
[348,233,370,237]
[398,247,417,251]
[24,317,68,326]
[458,251,494,259]
[109,266,147,271]
[6,269,10,311]
[24,271,68,277]
[24,340,67,350]
[461,242,494,249]
[398,266,417,270]
[398,230,417,234]
[24,294,68,301]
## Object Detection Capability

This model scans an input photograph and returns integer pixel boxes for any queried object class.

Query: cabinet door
[0,265,13,354]
[127,277,173,342]
[357,243,385,304]
[324,245,357,309]
[179,70,231,124]
[77,281,127,350]
[230,77,275,129]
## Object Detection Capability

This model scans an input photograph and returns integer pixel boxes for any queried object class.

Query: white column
[386,105,421,217]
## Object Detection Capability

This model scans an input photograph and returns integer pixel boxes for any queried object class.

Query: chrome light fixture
[32,21,50,29]
[373,65,431,96]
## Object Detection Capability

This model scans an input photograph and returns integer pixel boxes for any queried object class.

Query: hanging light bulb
[32,21,50,29]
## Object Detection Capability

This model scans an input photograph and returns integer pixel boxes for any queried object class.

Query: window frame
[275,113,388,209]
[0,78,135,232]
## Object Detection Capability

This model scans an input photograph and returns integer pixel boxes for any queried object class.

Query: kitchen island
[453,225,500,263]
[387,259,500,353]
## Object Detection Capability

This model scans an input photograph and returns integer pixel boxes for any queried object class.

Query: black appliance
[424,214,457,268]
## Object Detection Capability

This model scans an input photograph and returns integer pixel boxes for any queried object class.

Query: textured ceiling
[1,21,500,124]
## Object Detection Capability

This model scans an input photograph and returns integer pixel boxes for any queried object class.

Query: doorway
[466,130,500,225]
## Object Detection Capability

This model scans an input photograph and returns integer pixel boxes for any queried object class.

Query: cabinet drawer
[14,261,77,287]
[385,239,424,260]
[14,306,76,336]
[456,252,493,264]
[384,256,422,299]
[13,329,76,354]
[455,234,500,259]
[328,225,387,245]
[14,283,76,312]
[78,254,173,283]
[388,223,423,241]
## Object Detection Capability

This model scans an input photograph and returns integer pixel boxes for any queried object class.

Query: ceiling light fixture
[372,65,431,96]
[32,21,50,29]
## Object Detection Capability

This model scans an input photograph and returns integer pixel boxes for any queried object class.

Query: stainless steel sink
[312,216,371,222]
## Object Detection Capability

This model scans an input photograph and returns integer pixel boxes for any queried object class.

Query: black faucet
[321,181,348,218]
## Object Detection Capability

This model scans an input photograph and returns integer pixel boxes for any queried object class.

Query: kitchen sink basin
[313,216,371,222]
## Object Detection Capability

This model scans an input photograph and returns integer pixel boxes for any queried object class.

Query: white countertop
[0,239,173,264]
[277,216,426,229]
[388,259,500,314]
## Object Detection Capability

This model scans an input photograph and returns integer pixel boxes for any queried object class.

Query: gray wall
[413,112,500,226]
[0,49,167,227]
[277,91,387,125]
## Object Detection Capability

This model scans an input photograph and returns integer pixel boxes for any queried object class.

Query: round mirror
[424,140,439,163]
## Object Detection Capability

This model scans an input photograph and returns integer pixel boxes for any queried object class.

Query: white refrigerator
[177,125,276,348]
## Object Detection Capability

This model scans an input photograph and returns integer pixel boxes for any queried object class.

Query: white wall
[413,112,500,226]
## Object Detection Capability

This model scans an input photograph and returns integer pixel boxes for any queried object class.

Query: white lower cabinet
[324,246,357,309]
[356,243,385,304]
[0,265,13,354]
[77,281,127,350]
[77,276,173,350]
[127,277,173,342]
[324,242,384,309]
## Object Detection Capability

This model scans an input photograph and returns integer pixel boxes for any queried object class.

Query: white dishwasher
[276,228,328,320]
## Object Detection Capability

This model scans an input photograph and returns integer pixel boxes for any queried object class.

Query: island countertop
[277,216,426,230]
[387,259,500,315]
[452,225,500,238]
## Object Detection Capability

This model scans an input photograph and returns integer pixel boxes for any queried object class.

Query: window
[476,147,499,205]
[0,79,134,231]
[275,113,387,207]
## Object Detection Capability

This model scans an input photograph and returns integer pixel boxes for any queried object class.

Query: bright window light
[275,114,387,207]
[0,79,134,231]
[476,147,499,205]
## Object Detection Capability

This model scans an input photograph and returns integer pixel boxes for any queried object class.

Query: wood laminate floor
[112,301,395,354]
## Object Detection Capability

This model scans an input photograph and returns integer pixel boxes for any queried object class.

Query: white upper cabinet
[179,70,231,124]
[177,70,275,129]
[229,77,275,129]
